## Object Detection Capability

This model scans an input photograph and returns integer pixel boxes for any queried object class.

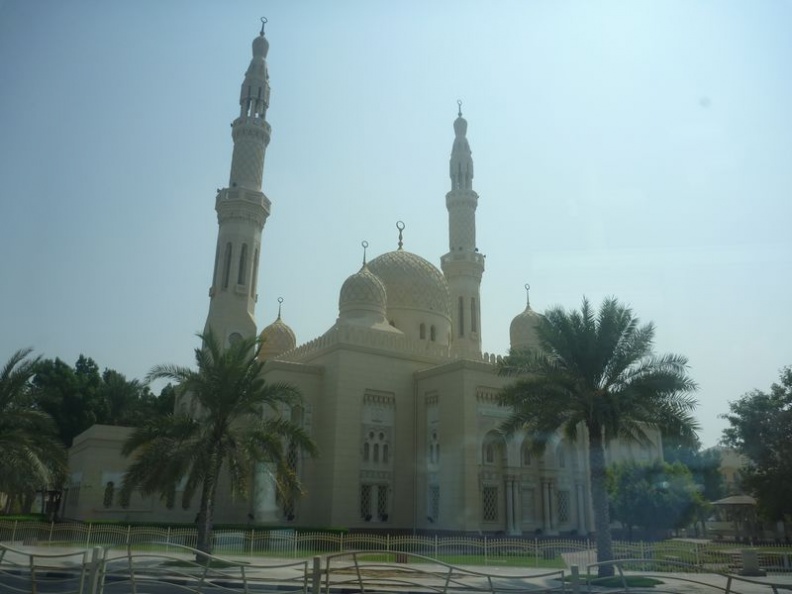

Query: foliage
[32,356,175,447]
[0,349,67,513]
[722,366,792,522]
[608,460,702,538]
[498,297,698,577]
[663,437,725,502]
[120,330,318,560]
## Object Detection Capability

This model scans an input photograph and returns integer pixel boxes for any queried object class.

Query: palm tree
[120,331,317,559]
[0,349,67,514]
[498,297,698,577]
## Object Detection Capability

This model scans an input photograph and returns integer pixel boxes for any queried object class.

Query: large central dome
[368,250,450,317]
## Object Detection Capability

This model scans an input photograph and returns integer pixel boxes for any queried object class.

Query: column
[252,462,279,522]
[576,483,587,534]
[505,477,514,533]
[542,481,552,533]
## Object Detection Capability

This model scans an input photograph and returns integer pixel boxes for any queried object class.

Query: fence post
[85,546,103,594]
[312,555,322,594]
[570,565,581,594]
[340,532,344,552]
[166,527,171,553]
[535,538,539,568]
[387,533,391,553]
[49,522,54,544]
[86,522,92,546]
[294,529,298,559]
[250,528,255,555]
[435,534,438,560]
[484,535,488,567]
[694,542,700,567]
[126,524,131,546]
[11,520,17,542]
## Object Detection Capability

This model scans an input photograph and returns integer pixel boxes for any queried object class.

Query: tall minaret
[441,101,485,358]
[205,19,273,345]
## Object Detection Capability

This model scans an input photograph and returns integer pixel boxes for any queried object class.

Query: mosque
[63,23,662,535]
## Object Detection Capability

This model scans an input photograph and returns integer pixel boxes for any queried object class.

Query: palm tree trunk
[195,457,222,564]
[588,427,615,578]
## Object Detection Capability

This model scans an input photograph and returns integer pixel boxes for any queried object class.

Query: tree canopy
[722,366,792,522]
[0,349,67,514]
[33,355,174,447]
[121,330,317,559]
[499,297,698,576]
[608,460,702,539]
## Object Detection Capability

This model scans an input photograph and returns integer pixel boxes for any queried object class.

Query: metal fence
[1,520,791,573]
[3,540,792,594]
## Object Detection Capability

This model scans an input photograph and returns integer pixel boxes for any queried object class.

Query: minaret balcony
[441,251,485,267]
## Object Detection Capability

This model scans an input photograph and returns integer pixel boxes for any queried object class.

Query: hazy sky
[1,1,790,447]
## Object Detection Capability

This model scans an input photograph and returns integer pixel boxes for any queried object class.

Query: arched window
[482,431,504,466]
[103,482,115,508]
[383,444,389,464]
[373,443,380,463]
[250,248,259,297]
[557,445,567,468]
[212,246,220,289]
[237,243,248,285]
[363,442,370,462]
[471,297,478,332]
[521,442,532,466]
[420,323,426,339]
[430,326,436,341]
[458,297,465,337]
[222,243,232,289]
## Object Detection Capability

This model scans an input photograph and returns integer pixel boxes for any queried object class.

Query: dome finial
[361,240,369,266]
[457,99,463,117]
[259,16,268,36]
[277,296,283,319]
[525,283,531,308]
[396,220,405,250]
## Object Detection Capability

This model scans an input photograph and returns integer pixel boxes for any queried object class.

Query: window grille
[360,485,372,520]
[557,490,571,523]
[377,486,389,521]
[430,485,440,521]
[482,486,498,522]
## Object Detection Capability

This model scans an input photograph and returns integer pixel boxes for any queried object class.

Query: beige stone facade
[64,24,663,534]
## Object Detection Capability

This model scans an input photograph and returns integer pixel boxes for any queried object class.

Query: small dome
[510,289,543,352]
[252,33,269,58]
[258,316,296,361]
[368,250,450,317]
[339,264,387,318]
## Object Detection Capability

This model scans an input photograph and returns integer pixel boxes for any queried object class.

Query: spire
[239,19,271,121]
[277,296,283,320]
[396,221,405,251]
[524,283,531,309]
[450,100,474,191]
[361,240,369,267]
[441,101,484,359]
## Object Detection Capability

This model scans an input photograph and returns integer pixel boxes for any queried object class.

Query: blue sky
[1,1,790,447]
